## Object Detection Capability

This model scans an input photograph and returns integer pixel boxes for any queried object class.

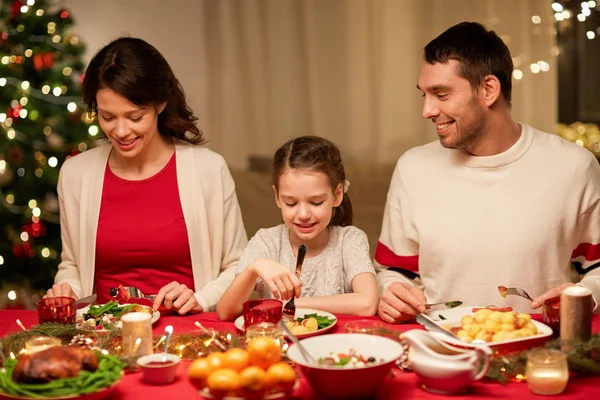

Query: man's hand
[45,283,78,299]
[531,283,575,309]
[378,282,427,324]
[153,281,203,315]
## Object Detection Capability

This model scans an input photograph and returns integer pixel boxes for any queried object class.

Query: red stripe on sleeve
[375,242,419,272]
[571,243,600,261]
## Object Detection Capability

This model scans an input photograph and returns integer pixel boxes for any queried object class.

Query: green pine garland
[487,334,600,383]
[0,323,244,369]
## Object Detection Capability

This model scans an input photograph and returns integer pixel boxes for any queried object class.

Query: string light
[0,77,82,105]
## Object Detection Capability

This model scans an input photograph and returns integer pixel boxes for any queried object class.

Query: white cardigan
[54,141,248,311]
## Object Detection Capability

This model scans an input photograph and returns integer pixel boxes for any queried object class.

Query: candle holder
[242,299,283,329]
[36,296,76,324]
[25,336,62,354]
[121,312,153,358]
[245,322,286,350]
[560,285,593,344]
[525,348,569,395]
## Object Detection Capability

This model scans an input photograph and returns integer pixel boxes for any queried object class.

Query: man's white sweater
[375,124,600,313]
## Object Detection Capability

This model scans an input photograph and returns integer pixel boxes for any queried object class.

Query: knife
[74,294,97,309]
[416,313,461,341]
[425,300,463,309]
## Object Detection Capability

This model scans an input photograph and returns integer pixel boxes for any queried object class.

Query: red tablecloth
[1,310,599,399]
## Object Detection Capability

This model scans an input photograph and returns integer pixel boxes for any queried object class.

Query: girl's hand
[153,281,203,315]
[252,259,302,301]
[45,283,78,299]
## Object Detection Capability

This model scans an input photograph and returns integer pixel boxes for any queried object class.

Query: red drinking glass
[37,296,76,324]
[242,299,283,328]
[542,296,561,337]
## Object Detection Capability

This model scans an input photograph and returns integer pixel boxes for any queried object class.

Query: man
[375,22,600,323]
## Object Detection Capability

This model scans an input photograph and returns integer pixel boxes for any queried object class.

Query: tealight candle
[525,349,569,395]
[25,336,62,354]
[246,322,285,349]
[121,312,153,358]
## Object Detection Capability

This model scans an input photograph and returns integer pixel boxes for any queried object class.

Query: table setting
[0,285,600,399]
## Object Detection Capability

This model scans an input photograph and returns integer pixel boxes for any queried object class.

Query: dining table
[0,310,599,399]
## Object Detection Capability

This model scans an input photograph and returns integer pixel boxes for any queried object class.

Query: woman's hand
[153,281,203,315]
[45,283,78,299]
[251,259,302,301]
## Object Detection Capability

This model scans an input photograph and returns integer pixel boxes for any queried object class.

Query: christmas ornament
[32,53,54,71]
[11,0,22,20]
[5,147,23,165]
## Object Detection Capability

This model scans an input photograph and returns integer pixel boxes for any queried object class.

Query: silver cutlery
[425,300,463,309]
[498,286,534,301]
[109,286,157,301]
[282,244,307,322]
[74,294,97,309]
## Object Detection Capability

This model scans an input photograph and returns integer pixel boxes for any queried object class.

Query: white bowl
[286,333,404,399]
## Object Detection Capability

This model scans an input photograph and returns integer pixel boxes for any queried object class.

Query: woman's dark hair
[272,136,352,227]
[82,37,204,144]
[424,22,513,106]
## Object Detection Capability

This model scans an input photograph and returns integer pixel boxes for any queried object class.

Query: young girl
[217,136,378,320]
[45,37,248,315]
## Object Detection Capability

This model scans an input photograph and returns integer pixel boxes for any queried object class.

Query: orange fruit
[206,368,241,394]
[239,365,267,392]
[247,337,281,369]
[206,352,226,370]
[223,348,250,372]
[188,357,214,389]
[265,362,296,392]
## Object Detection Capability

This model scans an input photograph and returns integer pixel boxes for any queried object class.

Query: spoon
[498,286,534,301]
[279,320,315,364]
[161,325,173,362]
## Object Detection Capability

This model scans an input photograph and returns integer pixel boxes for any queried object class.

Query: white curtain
[65,0,557,169]
[196,0,557,168]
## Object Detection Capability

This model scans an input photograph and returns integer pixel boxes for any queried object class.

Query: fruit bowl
[286,333,404,400]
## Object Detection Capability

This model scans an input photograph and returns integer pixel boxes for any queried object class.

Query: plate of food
[0,346,124,400]
[424,306,552,354]
[234,308,337,339]
[76,300,159,331]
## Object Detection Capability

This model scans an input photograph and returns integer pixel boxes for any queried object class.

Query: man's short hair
[424,22,513,105]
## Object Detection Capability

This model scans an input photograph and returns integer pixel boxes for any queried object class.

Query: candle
[560,285,593,344]
[25,336,62,354]
[121,312,153,358]
[525,349,569,395]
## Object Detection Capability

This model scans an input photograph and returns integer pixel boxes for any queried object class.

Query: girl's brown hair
[82,37,205,144]
[272,136,352,227]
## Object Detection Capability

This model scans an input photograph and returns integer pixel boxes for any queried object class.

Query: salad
[318,349,381,368]
[77,300,152,330]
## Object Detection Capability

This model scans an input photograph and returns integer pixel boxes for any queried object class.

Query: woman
[45,37,247,315]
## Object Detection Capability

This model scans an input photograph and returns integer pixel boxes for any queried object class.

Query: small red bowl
[137,354,180,385]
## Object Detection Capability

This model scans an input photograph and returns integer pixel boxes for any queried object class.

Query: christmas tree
[0,0,94,294]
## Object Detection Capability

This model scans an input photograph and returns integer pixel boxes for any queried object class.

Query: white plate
[76,304,160,331]
[234,307,337,339]
[424,306,552,352]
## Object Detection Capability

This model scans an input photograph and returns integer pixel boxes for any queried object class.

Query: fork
[498,286,534,301]
[282,244,307,322]
[109,286,157,301]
